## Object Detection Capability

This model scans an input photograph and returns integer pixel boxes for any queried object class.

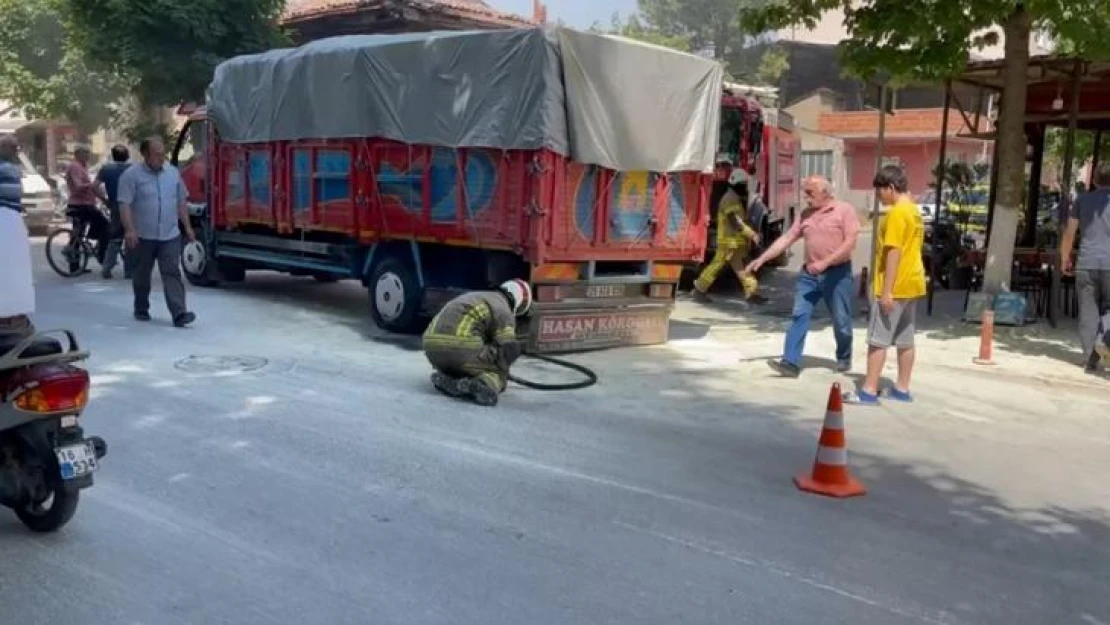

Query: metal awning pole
[928,81,952,317]
[1091,129,1104,188]
[866,83,889,312]
[1051,60,1084,326]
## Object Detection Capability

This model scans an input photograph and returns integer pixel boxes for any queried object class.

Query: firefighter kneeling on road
[693,168,766,304]
[423,279,533,407]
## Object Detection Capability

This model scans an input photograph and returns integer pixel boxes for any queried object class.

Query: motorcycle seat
[0,334,63,360]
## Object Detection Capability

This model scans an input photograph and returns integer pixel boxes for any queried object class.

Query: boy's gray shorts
[868,299,919,348]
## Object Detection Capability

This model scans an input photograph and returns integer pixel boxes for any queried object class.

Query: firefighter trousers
[424,343,507,394]
[695,245,758,297]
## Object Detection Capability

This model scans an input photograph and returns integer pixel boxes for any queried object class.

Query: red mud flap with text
[525,306,673,354]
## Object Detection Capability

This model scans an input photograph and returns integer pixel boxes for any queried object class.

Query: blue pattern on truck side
[377,148,496,220]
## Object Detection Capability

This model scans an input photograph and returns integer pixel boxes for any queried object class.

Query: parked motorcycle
[0,330,106,532]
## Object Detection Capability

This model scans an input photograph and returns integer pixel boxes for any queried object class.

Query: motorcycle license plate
[55,442,98,480]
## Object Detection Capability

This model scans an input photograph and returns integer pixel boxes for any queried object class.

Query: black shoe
[767,359,801,378]
[692,290,712,304]
[457,377,499,407]
[173,312,196,328]
[836,360,852,373]
[134,311,151,322]
[746,293,768,305]
[431,372,466,398]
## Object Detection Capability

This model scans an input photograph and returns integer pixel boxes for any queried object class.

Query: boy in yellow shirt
[846,165,926,405]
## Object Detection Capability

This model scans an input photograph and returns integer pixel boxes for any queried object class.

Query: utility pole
[866,82,890,312]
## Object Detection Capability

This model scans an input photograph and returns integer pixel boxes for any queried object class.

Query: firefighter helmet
[727,168,749,187]
[499,279,533,316]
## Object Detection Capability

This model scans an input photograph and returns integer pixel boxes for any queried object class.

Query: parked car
[18,153,59,235]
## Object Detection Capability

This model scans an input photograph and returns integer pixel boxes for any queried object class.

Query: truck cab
[707,84,798,266]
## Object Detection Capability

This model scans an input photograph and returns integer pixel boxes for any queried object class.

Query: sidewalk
[671,267,1106,397]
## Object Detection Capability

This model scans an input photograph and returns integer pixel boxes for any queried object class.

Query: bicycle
[44,207,113,278]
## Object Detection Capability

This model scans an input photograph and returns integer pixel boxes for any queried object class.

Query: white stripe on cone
[816,445,848,466]
[823,410,844,430]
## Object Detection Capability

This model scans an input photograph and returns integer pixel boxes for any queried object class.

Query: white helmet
[727,168,749,186]
[181,240,206,275]
[499,279,532,316]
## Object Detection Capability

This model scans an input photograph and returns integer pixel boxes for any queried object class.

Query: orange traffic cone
[973,309,996,366]
[794,383,867,498]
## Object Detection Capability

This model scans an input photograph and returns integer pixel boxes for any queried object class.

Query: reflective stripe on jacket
[423,291,517,353]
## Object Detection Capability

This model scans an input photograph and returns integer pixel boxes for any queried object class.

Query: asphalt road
[1,244,1106,625]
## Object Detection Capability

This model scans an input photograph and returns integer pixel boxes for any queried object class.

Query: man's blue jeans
[782,262,854,368]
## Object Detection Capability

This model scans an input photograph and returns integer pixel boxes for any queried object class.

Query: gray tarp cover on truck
[206,27,722,173]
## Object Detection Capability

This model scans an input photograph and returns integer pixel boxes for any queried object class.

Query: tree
[60,0,288,108]
[754,44,789,85]
[592,6,789,86]
[743,0,1110,294]
[0,0,129,134]
[590,13,693,51]
[637,0,769,61]
[1044,128,1110,188]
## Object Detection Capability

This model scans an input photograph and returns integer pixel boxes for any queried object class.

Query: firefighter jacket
[716,188,758,249]
[422,291,521,374]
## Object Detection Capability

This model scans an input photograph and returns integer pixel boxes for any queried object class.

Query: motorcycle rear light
[13,370,90,415]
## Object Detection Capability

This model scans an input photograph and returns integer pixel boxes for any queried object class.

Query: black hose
[507,352,598,391]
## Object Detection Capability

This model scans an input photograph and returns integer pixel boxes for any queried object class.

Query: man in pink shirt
[746,175,861,377]
[64,145,110,272]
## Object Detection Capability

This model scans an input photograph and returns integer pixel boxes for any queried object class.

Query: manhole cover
[174,355,269,374]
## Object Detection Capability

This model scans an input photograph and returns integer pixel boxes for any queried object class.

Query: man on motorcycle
[423,279,532,407]
[0,134,34,338]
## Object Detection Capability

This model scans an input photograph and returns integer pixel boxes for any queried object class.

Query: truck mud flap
[524,306,673,354]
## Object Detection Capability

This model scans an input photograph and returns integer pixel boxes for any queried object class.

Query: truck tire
[368,256,423,334]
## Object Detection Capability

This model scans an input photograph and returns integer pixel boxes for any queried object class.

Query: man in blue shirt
[95,145,133,279]
[118,137,197,327]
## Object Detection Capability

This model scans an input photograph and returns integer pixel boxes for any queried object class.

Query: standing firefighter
[424,279,533,407]
[693,169,766,304]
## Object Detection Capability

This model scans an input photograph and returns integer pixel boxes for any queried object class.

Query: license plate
[55,442,98,480]
[585,284,628,299]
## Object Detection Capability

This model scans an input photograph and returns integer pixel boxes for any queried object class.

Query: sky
[488,0,639,29]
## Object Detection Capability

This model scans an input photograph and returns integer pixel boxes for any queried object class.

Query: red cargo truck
[173,28,720,353]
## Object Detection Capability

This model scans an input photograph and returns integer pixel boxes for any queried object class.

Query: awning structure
[0,103,32,134]
[948,55,1110,138]
[926,54,1110,320]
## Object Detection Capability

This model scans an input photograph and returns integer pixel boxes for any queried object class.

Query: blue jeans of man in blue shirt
[781,262,854,370]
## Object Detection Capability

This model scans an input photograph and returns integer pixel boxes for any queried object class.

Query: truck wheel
[182,239,221,287]
[368,257,423,334]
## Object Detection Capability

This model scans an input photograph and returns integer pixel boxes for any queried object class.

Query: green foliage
[1044,128,1110,187]
[638,0,769,60]
[60,0,289,106]
[742,0,1110,83]
[755,44,790,85]
[590,13,692,51]
[0,0,129,132]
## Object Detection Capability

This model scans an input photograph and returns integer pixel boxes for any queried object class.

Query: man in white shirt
[0,134,35,337]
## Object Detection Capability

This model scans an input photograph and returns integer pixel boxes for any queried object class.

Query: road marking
[613,520,954,625]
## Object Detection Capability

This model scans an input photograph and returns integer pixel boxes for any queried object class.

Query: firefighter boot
[458,376,499,407]
[431,372,467,398]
